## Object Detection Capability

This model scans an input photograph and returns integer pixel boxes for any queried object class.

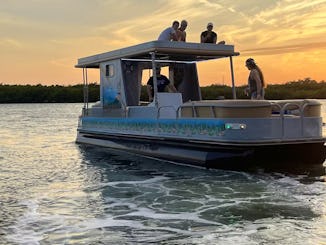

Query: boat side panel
[79,116,324,142]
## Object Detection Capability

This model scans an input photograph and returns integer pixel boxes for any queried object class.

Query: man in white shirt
[158,21,179,41]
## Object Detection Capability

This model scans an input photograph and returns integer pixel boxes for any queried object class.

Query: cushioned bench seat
[180,100,272,118]
[271,99,321,117]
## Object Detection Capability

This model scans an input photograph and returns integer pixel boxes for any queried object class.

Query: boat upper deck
[75,41,240,68]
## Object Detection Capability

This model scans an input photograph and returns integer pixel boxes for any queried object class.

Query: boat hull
[77,130,326,171]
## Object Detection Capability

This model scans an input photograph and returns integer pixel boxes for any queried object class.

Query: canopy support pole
[229,56,236,99]
[82,67,89,115]
[150,52,158,107]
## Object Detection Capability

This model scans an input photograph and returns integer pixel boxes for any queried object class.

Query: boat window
[105,64,114,77]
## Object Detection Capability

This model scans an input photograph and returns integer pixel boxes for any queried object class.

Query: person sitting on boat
[245,58,265,100]
[147,66,178,102]
[158,21,179,41]
[200,22,225,44]
[176,20,188,42]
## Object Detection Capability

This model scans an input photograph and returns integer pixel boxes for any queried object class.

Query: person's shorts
[251,89,265,100]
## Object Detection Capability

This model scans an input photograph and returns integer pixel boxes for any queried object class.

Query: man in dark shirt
[200,22,225,44]
[147,67,177,102]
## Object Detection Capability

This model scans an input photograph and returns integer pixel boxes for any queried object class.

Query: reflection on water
[0,103,325,244]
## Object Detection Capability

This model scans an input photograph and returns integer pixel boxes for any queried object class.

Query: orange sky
[1,0,325,86]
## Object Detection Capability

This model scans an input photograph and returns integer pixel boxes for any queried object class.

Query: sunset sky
[1,0,325,86]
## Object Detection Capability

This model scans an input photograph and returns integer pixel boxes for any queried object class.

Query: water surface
[0,102,325,244]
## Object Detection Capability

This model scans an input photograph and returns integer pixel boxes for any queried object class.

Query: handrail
[192,103,197,118]
[185,103,215,118]
[176,106,182,119]
[301,102,311,137]
[270,102,282,112]
[210,105,216,118]
[177,104,216,119]
[279,102,302,138]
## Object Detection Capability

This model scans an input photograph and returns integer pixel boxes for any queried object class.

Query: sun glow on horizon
[0,0,325,86]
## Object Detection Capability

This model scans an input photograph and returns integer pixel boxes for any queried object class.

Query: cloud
[241,42,326,56]
[219,0,326,51]
[0,38,22,48]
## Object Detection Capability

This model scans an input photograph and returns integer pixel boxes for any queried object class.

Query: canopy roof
[75,41,240,68]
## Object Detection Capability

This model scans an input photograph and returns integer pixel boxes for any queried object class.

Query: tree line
[201,78,326,100]
[0,78,325,103]
[0,83,99,103]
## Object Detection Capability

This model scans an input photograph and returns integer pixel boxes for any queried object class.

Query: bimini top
[76,41,240,68]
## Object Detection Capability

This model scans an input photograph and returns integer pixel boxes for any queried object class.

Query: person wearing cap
[245,58,265,100]
[176,20,188,42]
[200,22,225,44]
[158,21,179,41]
[147,66,178,102]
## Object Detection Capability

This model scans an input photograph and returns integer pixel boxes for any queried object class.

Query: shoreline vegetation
[0,78,325,103]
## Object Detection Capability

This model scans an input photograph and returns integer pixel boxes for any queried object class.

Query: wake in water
[4,146,325,244]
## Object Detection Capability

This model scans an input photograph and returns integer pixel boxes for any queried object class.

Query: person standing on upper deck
[245,58,265,100]
[176,20,188,42]
[200,22,225,44]
[158,21,179,41]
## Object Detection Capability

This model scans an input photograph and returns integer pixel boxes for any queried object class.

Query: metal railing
[273,101,313,138]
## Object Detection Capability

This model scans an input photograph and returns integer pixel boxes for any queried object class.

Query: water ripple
[0,103,326,244]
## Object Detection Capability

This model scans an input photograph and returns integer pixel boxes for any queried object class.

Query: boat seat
[156,92,183,119]
[271,99,321,117]
[180,100,272,118]
[127,93,183,119]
